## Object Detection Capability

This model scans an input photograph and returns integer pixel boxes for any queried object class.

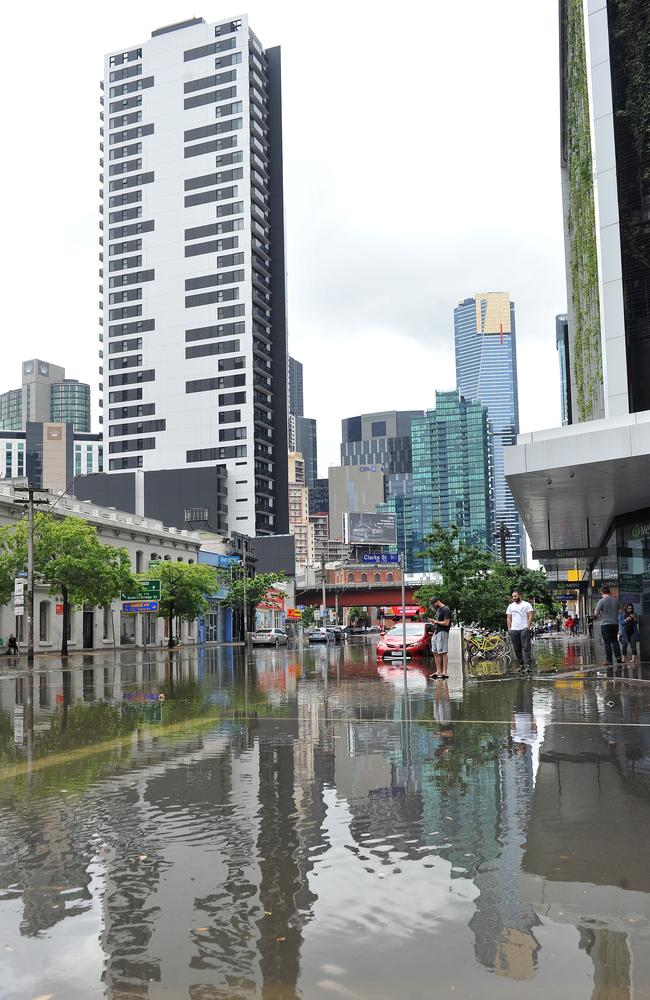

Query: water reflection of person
[433,680,453,756]
[510,683,537,755]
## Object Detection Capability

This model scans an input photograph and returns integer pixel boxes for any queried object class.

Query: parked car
[308,628,332,643]
[251,628,289,647]
[376,622,432,659]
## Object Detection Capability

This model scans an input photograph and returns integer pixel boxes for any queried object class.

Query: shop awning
[505,411,650,573]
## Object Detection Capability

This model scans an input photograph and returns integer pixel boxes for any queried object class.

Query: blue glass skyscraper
[454,293,523,563]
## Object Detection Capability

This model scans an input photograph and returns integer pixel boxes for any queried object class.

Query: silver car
[251,628,289,647]
[308,628,332,643]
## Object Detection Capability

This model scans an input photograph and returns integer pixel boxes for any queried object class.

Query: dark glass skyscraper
[410,390,492,570]
[295,415,317,487]
[379,391,492,571]
[454,293,523,563]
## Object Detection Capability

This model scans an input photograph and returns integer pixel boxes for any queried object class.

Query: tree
[415,523,494,623]
[224,571,285,638]
[414,523,559,630]
[301,605,315,628]
[145,561,219,648]
[0,514,135,656]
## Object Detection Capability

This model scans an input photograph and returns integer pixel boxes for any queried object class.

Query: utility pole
[321,551,327,626]
[242,539,248,643]
[13,485,49,667]
[400,552,408,685]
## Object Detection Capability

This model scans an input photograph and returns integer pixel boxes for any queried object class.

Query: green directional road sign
[121,579,161,601]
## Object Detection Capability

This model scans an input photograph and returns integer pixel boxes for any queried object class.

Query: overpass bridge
[294,581,423,610]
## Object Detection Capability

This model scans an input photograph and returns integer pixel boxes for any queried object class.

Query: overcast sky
[0,0,565,474]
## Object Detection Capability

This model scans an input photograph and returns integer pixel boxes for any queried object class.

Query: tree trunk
[167,605,175,648]
[61,587,69,657]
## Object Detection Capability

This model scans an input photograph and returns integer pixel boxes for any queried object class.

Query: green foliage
[301,605,315,628]
[415,523,493,624]
[225,570,285,611]
[414,523,558,629]
[566,0,602,420]
[145,561,219,623]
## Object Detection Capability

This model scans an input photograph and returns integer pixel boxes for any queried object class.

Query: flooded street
[0,637,649,999]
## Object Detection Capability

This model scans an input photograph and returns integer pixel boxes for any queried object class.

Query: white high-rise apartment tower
[100,15,288,536]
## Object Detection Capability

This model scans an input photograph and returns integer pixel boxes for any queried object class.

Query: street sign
[16,571,28,578]
[121,580,161,601]
[361,553,399,564]
[13,595,24,608]
[218,554,242,567]
[121,600,160,613]
[55,603,64,615]
[14,606,23,616]
[14,580,25,595]
[297,605,306,611]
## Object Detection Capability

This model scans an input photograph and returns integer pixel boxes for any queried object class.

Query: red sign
[55,603,64,615]
[382,605,426,619]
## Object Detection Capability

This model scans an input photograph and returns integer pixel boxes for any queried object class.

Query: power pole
[321,549,327,626]
[13,485,49,666]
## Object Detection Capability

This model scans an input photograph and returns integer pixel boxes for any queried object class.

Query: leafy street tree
[347,606,370,628]
[0,514,135,656]
[301,605,315,628]
[225,571,285,637]
[415,523,493,624]
[144,561,219,648]
[414,522,558,630]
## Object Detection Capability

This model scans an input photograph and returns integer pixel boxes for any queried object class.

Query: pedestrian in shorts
[429,597,451,680]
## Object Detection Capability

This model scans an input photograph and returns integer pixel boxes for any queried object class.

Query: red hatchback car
[376,622,432,659]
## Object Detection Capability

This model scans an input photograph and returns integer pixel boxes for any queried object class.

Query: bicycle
[463,625,512,666]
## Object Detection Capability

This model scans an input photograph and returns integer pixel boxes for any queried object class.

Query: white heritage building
[0,484,201,653]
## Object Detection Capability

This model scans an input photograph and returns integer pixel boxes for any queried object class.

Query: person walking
[618,609,629,660]
[6,635,18,655]
[594,585,623,675]
[429,597,451,680]
[623,603,640,666]
[506,590,534,673]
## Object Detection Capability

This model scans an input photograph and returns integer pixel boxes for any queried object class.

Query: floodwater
[0,637,649,999]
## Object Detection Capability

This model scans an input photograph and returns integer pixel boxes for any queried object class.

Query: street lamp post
[13,485,48,666]
[400,552,408,691]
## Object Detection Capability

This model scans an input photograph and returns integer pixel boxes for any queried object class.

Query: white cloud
[0,0,565,476]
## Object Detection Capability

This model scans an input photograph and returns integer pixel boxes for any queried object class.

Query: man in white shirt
[506,590,534,673]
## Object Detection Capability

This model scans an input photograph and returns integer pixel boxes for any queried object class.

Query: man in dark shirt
[429,597,451,680]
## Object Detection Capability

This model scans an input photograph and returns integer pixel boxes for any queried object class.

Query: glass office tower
[50,380,91,433]
[393,390,493,572]
[454,292,523,563]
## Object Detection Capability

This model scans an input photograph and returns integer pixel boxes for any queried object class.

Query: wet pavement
[0,637,649,999]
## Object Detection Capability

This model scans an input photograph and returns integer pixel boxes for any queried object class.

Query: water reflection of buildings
[3,653,650,996]
[521,683,650,998]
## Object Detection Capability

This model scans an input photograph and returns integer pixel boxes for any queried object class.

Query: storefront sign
[532,547,606,561]
[630,522,650,540]
[55,603,64,615]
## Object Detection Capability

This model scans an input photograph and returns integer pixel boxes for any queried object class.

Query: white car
[308,628,332,643]
[251,628,289,647]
